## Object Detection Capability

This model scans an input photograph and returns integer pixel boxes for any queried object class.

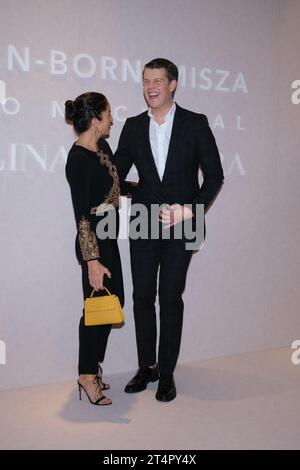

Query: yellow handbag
[84,287,124,326]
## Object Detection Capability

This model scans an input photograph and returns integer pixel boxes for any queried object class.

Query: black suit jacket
[114,104,224,216]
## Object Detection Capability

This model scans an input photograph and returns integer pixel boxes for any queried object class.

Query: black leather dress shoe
[124,365,159,393]
[155,375,177,402]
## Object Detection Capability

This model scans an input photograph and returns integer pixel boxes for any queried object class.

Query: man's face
[143,67,177,111]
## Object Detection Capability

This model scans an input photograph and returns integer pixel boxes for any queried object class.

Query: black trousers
[130,238,193,376]
[78,238,124,375]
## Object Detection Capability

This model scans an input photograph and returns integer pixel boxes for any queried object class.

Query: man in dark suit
[115,58,224,402]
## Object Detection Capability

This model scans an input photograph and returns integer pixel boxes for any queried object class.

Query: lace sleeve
[78,217,100,261]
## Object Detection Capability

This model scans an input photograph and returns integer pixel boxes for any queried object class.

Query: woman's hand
[87,259,111,291]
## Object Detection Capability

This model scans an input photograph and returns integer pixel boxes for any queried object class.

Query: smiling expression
[143,67,177,114]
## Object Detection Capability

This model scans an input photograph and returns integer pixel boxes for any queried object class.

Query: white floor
[0,348,299,450]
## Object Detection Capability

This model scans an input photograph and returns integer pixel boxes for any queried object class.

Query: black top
[66,139,123,263]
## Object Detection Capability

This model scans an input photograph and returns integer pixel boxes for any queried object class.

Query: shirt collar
[148,102,176,123]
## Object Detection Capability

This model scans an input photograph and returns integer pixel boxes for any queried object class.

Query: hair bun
[65,100,77,122]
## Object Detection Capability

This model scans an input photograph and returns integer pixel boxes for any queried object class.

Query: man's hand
[159,204,194,229]
[87,259,111,291]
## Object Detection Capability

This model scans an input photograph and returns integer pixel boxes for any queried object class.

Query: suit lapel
[139,113,161,185]
[162,104,185,184]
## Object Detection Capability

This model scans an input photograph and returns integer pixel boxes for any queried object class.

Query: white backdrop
[1,0,300,390]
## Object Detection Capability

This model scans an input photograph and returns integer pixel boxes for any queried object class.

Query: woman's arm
[66,152,111,290]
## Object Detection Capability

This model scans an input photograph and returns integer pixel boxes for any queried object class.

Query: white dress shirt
[148,102,176,180]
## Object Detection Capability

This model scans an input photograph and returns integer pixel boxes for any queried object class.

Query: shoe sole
[155,392,177,402]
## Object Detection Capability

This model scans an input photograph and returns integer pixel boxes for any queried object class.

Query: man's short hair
[143,58,178,82]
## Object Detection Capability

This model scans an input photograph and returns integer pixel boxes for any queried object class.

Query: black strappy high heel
[77,376,112,406]
[98,363,110,391]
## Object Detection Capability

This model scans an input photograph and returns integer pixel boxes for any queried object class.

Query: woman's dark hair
[65,92,108,135]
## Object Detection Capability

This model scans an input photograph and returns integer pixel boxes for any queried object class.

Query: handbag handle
[90,287,112,298]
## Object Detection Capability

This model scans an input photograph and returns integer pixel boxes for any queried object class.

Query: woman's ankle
[79,374,97,382]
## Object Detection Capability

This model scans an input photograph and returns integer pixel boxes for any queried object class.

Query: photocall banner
[0,0,300,389]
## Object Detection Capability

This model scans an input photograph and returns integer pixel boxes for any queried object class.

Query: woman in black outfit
[65,92,125,406]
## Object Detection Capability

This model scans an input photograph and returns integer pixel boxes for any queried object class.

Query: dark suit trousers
[130,238,192,376]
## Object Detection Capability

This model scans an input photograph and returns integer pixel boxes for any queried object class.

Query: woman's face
[97,103,113,139]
